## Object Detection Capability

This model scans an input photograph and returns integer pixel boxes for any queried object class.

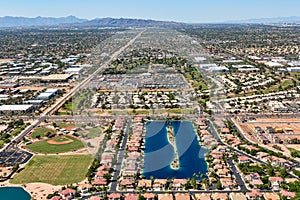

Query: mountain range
[226,16,300,24]
[0,16,184,28]
[1,16,300,28]
[0,16,87,27]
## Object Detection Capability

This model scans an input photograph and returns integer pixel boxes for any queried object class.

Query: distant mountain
[0,16,186,28]
[74,17,185,28]
[0,16,88,27]
[226,16,300,24]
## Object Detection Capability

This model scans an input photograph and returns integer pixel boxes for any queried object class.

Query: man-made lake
[0,186,31,200]
[143,120,207,179]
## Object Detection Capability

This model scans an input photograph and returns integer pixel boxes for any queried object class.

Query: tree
[103,173,112,182]
[215,180,222,190]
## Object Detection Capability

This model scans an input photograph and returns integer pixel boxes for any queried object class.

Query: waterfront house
[172,179,187,190]
[138,180,152,189]
[153,179,167,190]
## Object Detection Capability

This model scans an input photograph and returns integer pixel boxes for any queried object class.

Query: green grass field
[26,135,85,154]
[11,155,93,185]
[31,127,56,139]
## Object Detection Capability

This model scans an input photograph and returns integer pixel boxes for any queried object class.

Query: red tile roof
[60,188,76,196]
[108,193,121,199]
[93,178,107,185]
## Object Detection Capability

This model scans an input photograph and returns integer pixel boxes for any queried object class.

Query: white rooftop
[0,104,33,111]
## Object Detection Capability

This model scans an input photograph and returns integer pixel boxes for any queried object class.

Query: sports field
[26,135,85,154]
[11,155,93,185]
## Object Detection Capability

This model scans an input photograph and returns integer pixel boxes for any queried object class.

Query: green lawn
[31,127,55,139]
[263,79,294,94]
[11,155,93,185]
[26,135,85,154]
[289,148,300,158]
[80,127,101,138]
[236,79,295,97]
[56,123,76,128]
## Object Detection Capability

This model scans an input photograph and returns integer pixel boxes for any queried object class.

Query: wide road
[1,30,144,152]
[43,30,145,116]
[110,118,132,192]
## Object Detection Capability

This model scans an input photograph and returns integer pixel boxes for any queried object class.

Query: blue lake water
[143,120,208,179]
[0,187,31,200]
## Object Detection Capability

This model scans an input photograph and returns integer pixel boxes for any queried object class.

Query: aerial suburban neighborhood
[0,1,300,200]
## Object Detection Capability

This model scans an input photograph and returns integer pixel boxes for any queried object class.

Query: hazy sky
[1,0,300,23]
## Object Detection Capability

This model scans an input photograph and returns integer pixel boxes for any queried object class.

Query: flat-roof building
[0,104,34,113]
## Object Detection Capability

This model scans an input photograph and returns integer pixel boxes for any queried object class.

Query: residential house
[238,156,250,163]
[124,193,139,200]
[138,180,152,190]
[107,193,121,200]
[246,190,263,200]
[158,194,173,200]
[263,192,280,200]
[60,188,76,200]
[269,177,283,190]
[174,193,190,200]
[211,193,228,200]
[280,190,296,199]
[142,193,156,200]
[229,193,247,200]
[153,179,167,191]
[193,193,211,200]
[172,179,187,190]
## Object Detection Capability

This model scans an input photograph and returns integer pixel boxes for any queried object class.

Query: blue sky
[1,0,300,23]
